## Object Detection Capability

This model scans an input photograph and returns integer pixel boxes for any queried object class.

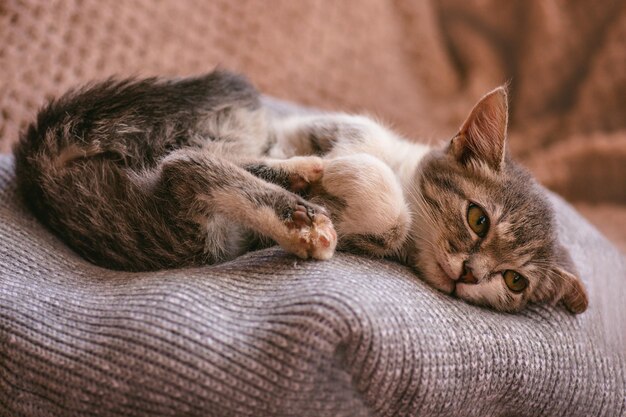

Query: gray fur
[14,71,335,271]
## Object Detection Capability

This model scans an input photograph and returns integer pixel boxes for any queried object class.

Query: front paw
[284,203,337,260]
[282,156,324,193]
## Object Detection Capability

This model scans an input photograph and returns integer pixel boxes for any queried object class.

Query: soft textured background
[0,0,624,250]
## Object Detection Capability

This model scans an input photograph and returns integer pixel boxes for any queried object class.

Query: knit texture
[1,153,625,416]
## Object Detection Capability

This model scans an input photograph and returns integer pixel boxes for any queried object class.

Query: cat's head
[408,86,588,313]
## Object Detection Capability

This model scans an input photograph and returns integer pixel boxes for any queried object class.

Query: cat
[13,70,588,314]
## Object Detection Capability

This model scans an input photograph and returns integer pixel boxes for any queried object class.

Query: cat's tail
[14,124,166,270]
[12,97,185,270]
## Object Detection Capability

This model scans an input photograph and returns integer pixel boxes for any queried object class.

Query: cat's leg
[250,153,412,258]
[310,154,411,258]
[238,152,411,257]
[159,149,337,261]
[239,156,325,194]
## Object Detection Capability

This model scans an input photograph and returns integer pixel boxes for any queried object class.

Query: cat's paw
[282,156,324,193]
[284,203,337,260]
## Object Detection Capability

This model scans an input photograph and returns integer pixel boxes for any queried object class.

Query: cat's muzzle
[458,262,478,284]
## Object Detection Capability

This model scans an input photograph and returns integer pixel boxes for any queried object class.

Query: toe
[292,206,312,226]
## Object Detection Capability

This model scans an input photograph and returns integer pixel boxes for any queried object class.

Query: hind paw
[284,203,337,260]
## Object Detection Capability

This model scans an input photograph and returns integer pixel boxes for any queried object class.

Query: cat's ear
[553,267,588,314]
[552,245,588,314]
[449,86,509,171]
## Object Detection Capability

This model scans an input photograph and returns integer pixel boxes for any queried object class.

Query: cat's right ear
[448,86,509,171]
[555,266,589,314]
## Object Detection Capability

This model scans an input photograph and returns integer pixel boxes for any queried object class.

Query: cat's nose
[458,261,478,284]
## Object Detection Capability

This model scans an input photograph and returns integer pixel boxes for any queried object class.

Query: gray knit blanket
[0,152,624,416]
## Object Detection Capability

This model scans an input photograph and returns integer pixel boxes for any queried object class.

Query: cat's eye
[503,270,528,293]
[467,203,490,238]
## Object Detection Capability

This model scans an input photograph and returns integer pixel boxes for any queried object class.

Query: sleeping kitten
[13,70,588,314]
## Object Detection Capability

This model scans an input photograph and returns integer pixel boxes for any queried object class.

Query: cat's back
[15,70,261,169]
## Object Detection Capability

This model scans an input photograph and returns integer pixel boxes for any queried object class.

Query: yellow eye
[467,203,490,238]
[503,270,528,293]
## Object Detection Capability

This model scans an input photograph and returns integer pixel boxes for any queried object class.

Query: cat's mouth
[436,258,479,284]
[436,258,457,281]
[458,263,478,284]
[435,261,457,294]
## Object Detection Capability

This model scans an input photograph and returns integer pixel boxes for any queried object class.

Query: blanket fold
[1,154,624,416]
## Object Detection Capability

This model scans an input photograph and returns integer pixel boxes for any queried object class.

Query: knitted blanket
[1,153,624,416]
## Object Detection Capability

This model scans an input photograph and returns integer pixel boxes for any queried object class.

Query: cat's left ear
[551,245,589,314]
[449,86,509,171]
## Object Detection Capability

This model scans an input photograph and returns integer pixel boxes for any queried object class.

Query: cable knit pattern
[0,152,624,416]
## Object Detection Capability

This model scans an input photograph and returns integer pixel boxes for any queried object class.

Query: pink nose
[459,262,478,284]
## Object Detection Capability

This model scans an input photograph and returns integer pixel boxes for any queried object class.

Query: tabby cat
[14,70,588,313]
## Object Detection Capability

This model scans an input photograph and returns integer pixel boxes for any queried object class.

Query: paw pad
[283,203,336,260]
